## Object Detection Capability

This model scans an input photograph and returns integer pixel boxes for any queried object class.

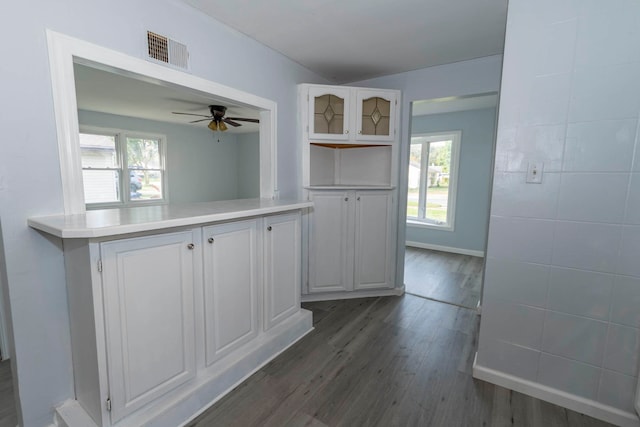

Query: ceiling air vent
[146,31,189,70]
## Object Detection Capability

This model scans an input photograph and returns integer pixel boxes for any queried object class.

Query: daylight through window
[80,128,166,208]
[407,131,460,229]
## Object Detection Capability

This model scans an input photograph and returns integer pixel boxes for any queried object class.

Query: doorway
[403,93,498,309]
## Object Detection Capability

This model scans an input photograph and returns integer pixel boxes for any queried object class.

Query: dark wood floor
[0,359,17,427]
[189,295,614,427]
[404,247,484,309]
[0,296,616,427]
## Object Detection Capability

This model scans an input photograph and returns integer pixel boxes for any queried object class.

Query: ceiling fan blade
[223,118,242,127]
[189,118,211,123]
[227,117,260,123]
[172,112,212,118]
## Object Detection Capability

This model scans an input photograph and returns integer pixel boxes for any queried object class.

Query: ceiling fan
[172,105,259,132]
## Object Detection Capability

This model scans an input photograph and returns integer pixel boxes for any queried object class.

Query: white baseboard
[405,241,484,257]
[301,286,404,302]
[472,354,640,427]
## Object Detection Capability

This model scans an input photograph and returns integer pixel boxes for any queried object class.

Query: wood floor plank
[1,294,616,427]
[404,247,484,309]
[0,360,17,427]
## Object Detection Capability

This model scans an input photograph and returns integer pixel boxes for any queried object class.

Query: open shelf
[309,144,392,187]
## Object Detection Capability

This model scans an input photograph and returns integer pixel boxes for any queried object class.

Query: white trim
[406,219,454,232]
[406,240,484,257]
[408,130,461,230]
[46,30,277,215]
[79,126,169,208]
[0,283,9,360]
[473,356,640,427]
[300,286,404,302]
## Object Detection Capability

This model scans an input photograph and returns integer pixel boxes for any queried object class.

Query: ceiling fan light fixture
[218,121,228,132]
[208,120,218,131]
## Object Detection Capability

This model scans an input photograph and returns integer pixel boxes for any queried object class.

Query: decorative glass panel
[314,94,344,134]
[361,97,390,136]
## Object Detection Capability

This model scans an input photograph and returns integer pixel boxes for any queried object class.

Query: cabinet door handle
[267,226,272,231]
[358,130,362,134]
[345,130,349,134]
[187,243,195,250]
[344,197,349,201]
[207,237,214,244]
[357,196,361,201]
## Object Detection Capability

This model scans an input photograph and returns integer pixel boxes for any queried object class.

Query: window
[80,128,166,208]
[407,131,461,230]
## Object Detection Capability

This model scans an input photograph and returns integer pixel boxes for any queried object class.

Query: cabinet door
[355,89,397,142]
[202,220,258,365]
[308,191,354,292]
[308,86,351,140]
[264,213,301,330]
[354,191,394,290]
[101,231,196,423]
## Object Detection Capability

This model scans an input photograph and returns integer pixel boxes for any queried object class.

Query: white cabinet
[353,191,394,290]
[202,220,258,366]
[308,190,393,294]
[301,83,400,300]
[101,231,197,423]
[308,191,353,293]
[48,204,312,427]
[264,212,301,330]
[305,84,398,143]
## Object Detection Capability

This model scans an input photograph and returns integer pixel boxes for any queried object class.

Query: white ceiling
[74,64,261,133]
[182,0,508,83]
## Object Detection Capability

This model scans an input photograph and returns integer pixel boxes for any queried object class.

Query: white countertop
[28,198,313,239]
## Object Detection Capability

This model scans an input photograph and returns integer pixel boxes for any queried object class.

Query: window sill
[406,219,454,232]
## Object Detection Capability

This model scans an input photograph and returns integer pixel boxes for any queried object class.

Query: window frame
[80,125,168,209]
[407,130,461,231]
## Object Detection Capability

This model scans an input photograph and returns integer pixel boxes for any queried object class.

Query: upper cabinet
[308,86,351,140]
[355,89,397,141]
[305,84,398,143]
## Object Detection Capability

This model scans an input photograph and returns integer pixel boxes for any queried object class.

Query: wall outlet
[526,162,543,184]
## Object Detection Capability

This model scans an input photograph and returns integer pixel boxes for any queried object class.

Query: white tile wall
[477,337,540,381]
[569,62,640,123]
[487,217,555,264]
[483,258,550,307]
[598,369,638,413]
[556,174,629,223]
[547,267,613,320]
[478,0,640,415]
[617,226,640,278]
[551,221,621,273]
[603,324,640,377]
[481,299,546,349]
[538,353,601,400]
[625,174,640,224]
[610,275,640,328]
[491,172,560,219]
[563,119,637,172]
[505,125,566,172]
[542,311,608,366]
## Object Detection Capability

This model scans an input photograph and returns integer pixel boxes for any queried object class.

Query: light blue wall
[78,110,258,203]
[0,1,327,424]
[406,108,496,252]
[236,132,260,199]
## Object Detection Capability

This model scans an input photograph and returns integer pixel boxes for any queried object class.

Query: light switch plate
[526,162,543,184]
